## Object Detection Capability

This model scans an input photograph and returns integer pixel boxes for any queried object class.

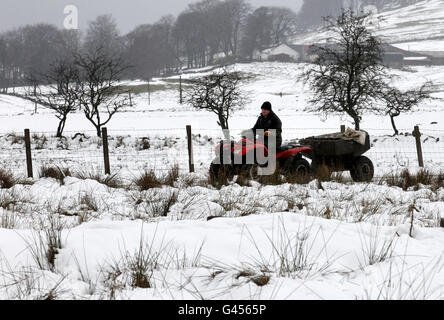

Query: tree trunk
[353,117,360,131]
[218,115,230,142]
[96,113,102,137]
[390,115,399,136]
[56,119,64,138]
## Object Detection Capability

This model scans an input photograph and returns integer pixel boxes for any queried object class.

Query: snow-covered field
[0,174,443,299]
[1,47,444,299]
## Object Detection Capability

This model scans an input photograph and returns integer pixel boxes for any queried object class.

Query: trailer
[299,129,374,182]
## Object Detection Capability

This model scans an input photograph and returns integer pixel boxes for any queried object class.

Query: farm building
[257,42,441,68]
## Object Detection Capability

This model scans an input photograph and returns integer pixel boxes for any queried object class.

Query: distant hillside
[297,0,423,29]
[364,0,423,11]
[293,0,444,45]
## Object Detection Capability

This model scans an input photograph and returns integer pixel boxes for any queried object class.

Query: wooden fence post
[413,125,424,167]
[186,125,195,173]
[148,81,151,106]
[340,125,346,133]
[24,129,33,178]
[179,75,183,105]
[440,217,444,228]
[102,127,111,175]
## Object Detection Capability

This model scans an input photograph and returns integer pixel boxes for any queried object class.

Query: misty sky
[0,0,303,34]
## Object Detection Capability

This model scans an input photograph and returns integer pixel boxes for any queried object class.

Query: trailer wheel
[350,156,374,182]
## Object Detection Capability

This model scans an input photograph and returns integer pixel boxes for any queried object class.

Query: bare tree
[382,82,433,135]
[241,6,297,61]
[226,0,251,56]
[186,67,250,139]
[302,9,387,130]
[84,15,124,59]
[27,59,79,137]
[241,7,272,60]
[125,16,178,79]
[269,7,298,46]
[74,48,131,137]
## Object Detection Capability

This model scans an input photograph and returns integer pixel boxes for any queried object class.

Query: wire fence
[0,126,443,180]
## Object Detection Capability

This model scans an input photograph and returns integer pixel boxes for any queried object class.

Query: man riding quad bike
[209,102,313,181]
[252,101,283,149]
[209,102,375,183]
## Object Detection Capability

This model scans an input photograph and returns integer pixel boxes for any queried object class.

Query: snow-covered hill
[292,0,444,46]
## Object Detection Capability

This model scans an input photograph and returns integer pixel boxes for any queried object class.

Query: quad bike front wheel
[350,156,374,182]
[209,161,235,182]
[289,158,311,178]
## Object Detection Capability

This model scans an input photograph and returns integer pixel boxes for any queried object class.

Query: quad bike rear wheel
[350,156,374,182]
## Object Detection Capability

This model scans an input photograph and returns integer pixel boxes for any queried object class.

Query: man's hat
[261,101,272,111]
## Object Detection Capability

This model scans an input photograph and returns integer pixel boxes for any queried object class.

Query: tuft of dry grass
[32,134,48,150]
[20,214,66,272]
[39,166,71,184]
[259,166,285,186]
[0,266,69,300]
[1,210,18,229]
[313,164,332,182]
[146,190,179,217]
[7,133,25,145]
[208,165,234,189]
[131,189,179,219]
[134,165,180,191]
[163,164,180,187]
[102,227,203,298]
[0,169,16,189]
[356,226,397,269]
[0,189,26,211]
[381,169,441,191]
[79,193,99,213]
[206,217,337,284]
[285,171,312,185]
[72,170,123,189]
[135,137,150,150]
[134,170,162,190]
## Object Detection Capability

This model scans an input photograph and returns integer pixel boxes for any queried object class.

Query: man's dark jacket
[252,111,282,147]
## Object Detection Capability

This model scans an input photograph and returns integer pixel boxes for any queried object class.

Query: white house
[256,44,301,62]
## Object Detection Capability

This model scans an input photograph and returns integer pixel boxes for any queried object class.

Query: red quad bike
[209,130,374,182]
[209,130,313,181]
